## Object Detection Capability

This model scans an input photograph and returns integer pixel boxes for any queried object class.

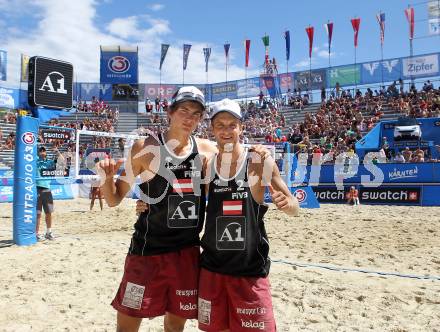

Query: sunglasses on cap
[171,86,205,107]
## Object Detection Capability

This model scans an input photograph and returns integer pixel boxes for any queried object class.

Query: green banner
[262,35,270,47]
[328,65,360,87]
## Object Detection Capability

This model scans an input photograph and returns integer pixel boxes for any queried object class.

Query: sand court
[0,199,439,331]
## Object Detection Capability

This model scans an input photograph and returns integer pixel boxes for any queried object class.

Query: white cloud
[149,3,164,11]
[317,50,335,58]
[107,16,139,39]
[294,59,311,69]
[0,0,253,89]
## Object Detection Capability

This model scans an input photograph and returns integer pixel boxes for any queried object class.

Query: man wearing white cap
[198,98,299,332]
[98,86,216,332]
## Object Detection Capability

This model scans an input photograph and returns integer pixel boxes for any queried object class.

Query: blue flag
[0,50,7,81]
[159,44,169,70]
[183,44,192,70]
[224,43,230,59]
[284,31,290,61]
[203,48,211,73]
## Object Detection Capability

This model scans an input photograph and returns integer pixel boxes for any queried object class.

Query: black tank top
[129,134,206,256]
[200,149,270,277]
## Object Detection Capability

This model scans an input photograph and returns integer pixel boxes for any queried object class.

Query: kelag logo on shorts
[21,132,35,145]
[108,56,130,73]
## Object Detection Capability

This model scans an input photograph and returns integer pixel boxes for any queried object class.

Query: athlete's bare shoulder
[126,134,161,173]
[195,137,218,154]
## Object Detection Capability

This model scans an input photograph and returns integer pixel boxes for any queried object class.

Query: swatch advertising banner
[100,50,138,84]
[312,185,424,205]
[294,69,326,91]
[328,65,360,87]
[402,54,439,79]
[361,59,402,84]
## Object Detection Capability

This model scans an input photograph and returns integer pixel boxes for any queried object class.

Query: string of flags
[155,9,417,76]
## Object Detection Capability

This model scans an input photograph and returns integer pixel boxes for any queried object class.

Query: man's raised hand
[268,184,290,211]
[96,157,124,183]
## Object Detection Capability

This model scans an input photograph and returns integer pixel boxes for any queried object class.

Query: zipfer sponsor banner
[403,54,439,78]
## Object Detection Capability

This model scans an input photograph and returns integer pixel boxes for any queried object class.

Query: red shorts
[111,246,200,319]
[198,268,276,332]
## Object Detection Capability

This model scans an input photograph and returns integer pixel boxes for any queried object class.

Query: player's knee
[164,313,186,332]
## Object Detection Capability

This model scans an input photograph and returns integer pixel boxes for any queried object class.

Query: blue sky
[0,0,438,87]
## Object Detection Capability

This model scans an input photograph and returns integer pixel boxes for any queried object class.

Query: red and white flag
[172,179,193,193]
[305,26,314,58]
[405,7,415,40]
[245,39,251,68]
[376,12,385,45]
[324,21,333,52]
[351,18,361,48]
[222,200,243,215]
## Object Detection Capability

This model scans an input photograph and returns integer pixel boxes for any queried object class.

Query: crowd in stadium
[285,81,440,163]
[76,97,120,120]
[0,80,439,164]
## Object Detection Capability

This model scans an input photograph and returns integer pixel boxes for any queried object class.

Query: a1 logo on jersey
[216,216,246,250]
[167,195,199,228]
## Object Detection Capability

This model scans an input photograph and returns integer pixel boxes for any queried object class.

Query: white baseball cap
[210,98,242,120]
[171,86,205,109]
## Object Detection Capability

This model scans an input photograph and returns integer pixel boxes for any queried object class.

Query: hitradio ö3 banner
[100,48,138,84]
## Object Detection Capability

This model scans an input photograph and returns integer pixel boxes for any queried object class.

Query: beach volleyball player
[97,86,216,332]
[198,99,299,331]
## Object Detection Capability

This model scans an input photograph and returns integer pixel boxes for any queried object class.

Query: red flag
[376,13,386,45]
[324,22,334,52]
[245,39,251,67]
[405,7,415,39]
[351,18,361,48]
[305,26,314,58]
